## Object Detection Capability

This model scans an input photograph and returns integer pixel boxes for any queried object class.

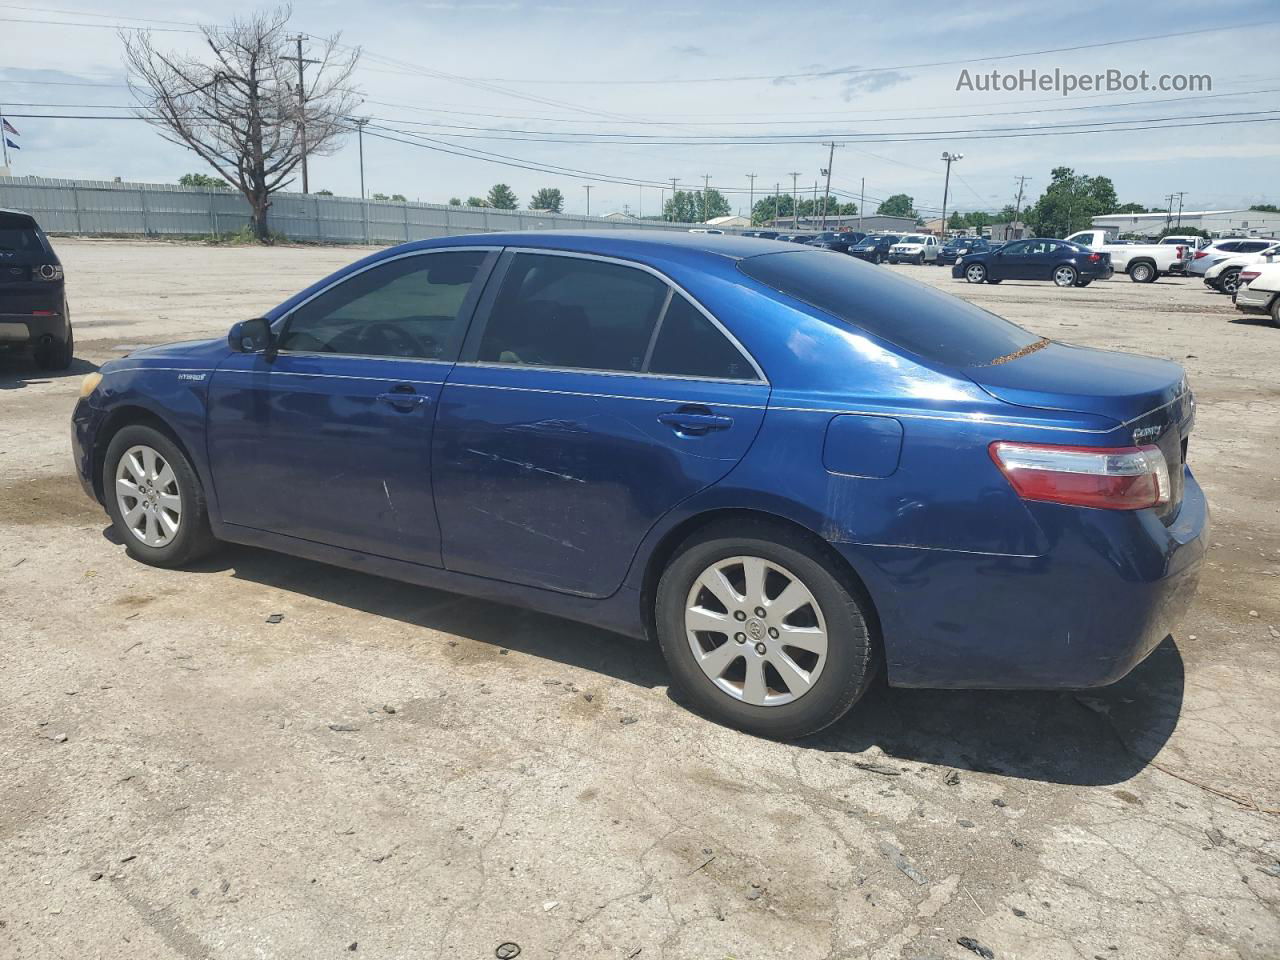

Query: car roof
[0,208,39,225]
[403,229,795,262]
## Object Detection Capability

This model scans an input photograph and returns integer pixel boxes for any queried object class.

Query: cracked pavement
[2,240,1277,959]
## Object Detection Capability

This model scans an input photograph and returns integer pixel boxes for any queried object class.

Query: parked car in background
[688,228,725,235]
[1063,229,1186,283]
[1188,237,1279,278]
[788,234,818,244]
[954,238,1112,287]
[1233,260,1280,326]
[741,230,779,239]
[849,234,901,264]
[1159,235,1209,275]
[1202,242,1280,295]
[0,208,74,370]
[888,234,939,264]
[69,230,1205,739]
[808,231,867,253]
[937,236,991,266]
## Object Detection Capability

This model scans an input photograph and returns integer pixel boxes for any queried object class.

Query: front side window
[477,253,668,372]
[1001,241,1030,255]
[279,250,487,359]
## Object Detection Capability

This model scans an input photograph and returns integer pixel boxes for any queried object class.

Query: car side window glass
[1240,241,1270,253]
[647,294,756,381]
[1002,241,1028,255]
[478,253,668,372]
[279,250,486,360]
[1216,242,1240,253]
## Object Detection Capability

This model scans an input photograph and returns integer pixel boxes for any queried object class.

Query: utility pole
[747,173,756,224]
[1013,175,1030,239]
[702,174,711,223]
[820,142,841,230]
[1173,191,1186,227]
[282,35,319,194]
[584,184,593,217]
[859,177,865,232]
[774,182,780,227]
[669,177,678,221]
[789,172,801,231]
[1164,193,1176,229]
[347,117,370,199]
[0,104,9,169]
[940,151,963,240]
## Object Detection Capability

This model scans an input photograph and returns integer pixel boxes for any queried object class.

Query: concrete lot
[2,238,1278,960]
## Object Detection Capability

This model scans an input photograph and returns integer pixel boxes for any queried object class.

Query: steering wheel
[360,322,433,358]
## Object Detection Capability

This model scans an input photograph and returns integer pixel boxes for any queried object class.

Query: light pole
[747,173,756,225]
[789,172,801,231]
[940,151,963,240]
[584,184,593,217]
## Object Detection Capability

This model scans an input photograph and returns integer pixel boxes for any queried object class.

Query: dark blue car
[71,231,1205,738]
[848,234,901,264]
[937,236,991,266]
[953,237,1113,287]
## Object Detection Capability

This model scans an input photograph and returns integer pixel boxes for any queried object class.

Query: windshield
[0,218,45,253]
[738,250,1041,368]
[899,235,926,244]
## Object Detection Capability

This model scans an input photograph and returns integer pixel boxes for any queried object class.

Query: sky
[2,0,1279,219]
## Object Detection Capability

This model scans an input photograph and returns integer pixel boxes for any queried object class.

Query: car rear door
[431,249,769,598]
[206,247,497,566]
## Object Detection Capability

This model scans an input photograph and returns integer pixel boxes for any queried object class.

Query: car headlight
[79,372,102,397]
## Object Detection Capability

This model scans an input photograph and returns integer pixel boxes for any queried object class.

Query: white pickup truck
[1063,229,1188,283]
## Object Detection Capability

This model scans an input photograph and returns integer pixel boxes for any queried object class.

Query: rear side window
[738,250,1041,368]
[1239,240,1272,253]
[478,253,668,372]
[1215,241,1241,253]
[648,295,755,380]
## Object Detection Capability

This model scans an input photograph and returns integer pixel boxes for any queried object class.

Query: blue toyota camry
[71,231,1206,738]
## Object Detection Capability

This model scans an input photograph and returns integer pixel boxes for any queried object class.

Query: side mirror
[228,317,273,355]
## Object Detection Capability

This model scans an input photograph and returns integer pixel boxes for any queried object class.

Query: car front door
[989,240,1028,279]
[431,250,770,598]
[206,248,496,565]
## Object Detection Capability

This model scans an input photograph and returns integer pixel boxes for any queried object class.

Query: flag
[1,119,17,136]
[5,139,18,150]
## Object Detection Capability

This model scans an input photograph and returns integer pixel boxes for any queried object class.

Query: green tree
[663,188,729,222]
[1114,202,1149,214]
[448,197,462,206]
[1026,167,1118,237]
[178,172,229,189]
[877,194,917,218]
[465,196,489,208]
[391,193,407,202]
[529,187,564,213]
[487,183,518,209]
[372,192,390,200]
[315,189,333,196]
[751,193,793,225]
[995,204,1021,223]
[1250,203,1279,213]
[1158,225,1209,240]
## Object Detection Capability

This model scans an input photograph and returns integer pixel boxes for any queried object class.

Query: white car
[1187,237,1278,278]
[1159,235,1209,274]
[1202,242,1280,295]
[887,234,939,264]
[1233,260,1280,326]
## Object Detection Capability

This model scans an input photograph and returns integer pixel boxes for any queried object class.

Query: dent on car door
[432,251,769,597]
[206,248,496,565]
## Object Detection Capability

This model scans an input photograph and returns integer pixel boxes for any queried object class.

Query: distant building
[987,221,1027,242]
[1092,209,1280,239]
[705,214,750,228]
[602,211,637,221]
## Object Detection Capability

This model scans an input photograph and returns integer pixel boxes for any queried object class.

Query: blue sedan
[71,231,1205,738]
[953,237,1113,287]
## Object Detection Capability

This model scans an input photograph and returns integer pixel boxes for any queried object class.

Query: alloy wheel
[684,555,828,707]
[115,444,182,547]
[1054,266,1076,287]
[966,264,986,283]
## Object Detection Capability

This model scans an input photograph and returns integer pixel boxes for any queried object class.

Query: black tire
[887,257,897,265]
[33,325,74,371]
[1219,268,1241,296]
[1270,295,1280,329]
[964,263,987,284]
[874,252,884,264]
[915,253,925,265]
[103,423,217,568]
[986,277,1002,284]
[1129,260,1157,283]
[1076,279,1093,287]
[655,520,878,739]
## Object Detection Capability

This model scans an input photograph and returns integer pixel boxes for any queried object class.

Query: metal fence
[0,176,738,243]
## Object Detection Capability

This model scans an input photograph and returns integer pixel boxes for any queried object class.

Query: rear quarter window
[737,250,1041,369]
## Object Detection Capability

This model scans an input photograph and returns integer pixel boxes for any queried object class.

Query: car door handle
[657,408,733,435]
[377,387,429,411]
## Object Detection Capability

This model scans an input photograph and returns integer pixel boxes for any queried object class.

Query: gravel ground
[2,238,1278,960]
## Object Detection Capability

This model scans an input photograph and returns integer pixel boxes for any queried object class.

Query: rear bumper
[1234,284,1275,313]
[0,299,68,347]
[835,468,1208,689]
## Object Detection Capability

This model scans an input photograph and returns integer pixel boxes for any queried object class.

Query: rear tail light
[1240,270,1261,284]
[36,264,63,281]
[989,441,1170,511]
[1087,253,1101,262]
[1193,250,1209,260]
[1175,245,1185,258]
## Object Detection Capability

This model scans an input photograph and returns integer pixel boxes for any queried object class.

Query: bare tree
[124,6,359,242]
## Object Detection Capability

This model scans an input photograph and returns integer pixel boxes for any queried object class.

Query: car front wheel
[656,521,878,739]
[965,263,987,283]
[104,424,217,567]
[1219,268,1242,295]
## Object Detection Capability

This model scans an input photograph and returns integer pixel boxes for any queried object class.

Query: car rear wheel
[1129,261,1156,283]
[1053,265,1078,287]
[33,326,74,371]
[656,521,878,739]
[1270,295,1280,328]
[964,263,987,284]
[1219,268,1242,296]
[104,424,216,568]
